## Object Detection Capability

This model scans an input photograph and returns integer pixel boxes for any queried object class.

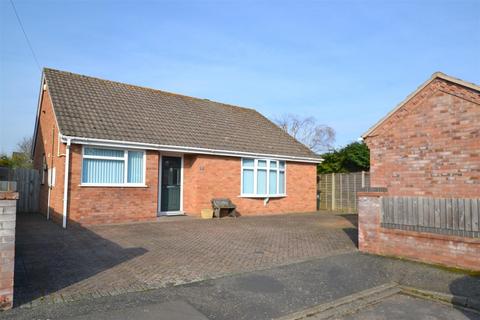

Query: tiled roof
[43,68,320,160]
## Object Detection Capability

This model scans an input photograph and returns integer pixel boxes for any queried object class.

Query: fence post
[361,170,365,188]
[331,173,335,211]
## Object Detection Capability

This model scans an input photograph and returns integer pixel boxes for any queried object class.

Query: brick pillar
[357,191,386,254]
[0,191,18,310]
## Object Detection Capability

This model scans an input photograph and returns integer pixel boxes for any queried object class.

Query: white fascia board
[60,134,323,163]
[31,73,46,158]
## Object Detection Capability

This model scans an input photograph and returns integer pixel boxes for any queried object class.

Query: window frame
[80,146,147,187]
[240,158,286,198]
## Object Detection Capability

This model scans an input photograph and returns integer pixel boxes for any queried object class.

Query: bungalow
[32,68,321,227]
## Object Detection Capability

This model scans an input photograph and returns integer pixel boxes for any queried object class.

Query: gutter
[62,138,71,228]
[59,134,323,164]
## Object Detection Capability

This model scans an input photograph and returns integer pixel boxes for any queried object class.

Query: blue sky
[1,0,479,155]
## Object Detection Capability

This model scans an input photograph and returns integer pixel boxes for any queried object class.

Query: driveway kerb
[277,283,480,320]
[400,285,480,312]
[275,282,401,320]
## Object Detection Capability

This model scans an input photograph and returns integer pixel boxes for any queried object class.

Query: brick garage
[359,73,480,271]
[32,68,320,227]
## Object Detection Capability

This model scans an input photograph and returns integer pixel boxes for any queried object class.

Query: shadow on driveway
[14,213,147,307]
[449,276,480,319]
[342,228,358,248]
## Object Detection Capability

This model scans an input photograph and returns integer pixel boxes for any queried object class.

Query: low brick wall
[0,191,18,310]
[358,192,480,271]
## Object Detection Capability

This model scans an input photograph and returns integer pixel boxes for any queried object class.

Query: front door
[161,156,182,213]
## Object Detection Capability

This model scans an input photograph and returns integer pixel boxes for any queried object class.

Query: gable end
[362,73,480,139]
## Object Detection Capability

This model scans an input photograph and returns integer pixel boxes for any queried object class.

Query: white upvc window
[241,158,286,197]
[81,146,146,186]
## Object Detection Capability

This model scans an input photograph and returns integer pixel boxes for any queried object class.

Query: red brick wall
[358,193,480,271]
[67,145,159,225]
[65,152,315,224]
[32,87,66,224]
[183,154,317,216]
[365,78,480,197]
[33,88,159,226]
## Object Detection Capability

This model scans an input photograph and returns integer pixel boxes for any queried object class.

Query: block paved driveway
[14,212,357,307]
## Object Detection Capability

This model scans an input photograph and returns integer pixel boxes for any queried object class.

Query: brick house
[358,72,480,270]
[32,68,320,227]
[363,72,480,196]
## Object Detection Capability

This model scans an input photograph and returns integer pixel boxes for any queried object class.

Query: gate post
[0,184,18,310]
[331,173,336,211]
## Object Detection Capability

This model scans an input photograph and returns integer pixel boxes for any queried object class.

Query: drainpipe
[62,138,71,229]
[47,127,55,220]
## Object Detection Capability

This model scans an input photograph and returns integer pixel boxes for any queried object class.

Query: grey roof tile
[43,68,320,160]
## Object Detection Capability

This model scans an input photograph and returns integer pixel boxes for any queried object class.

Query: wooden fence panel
[381,196,480,238]
[317,172,370,213]
[473,199,479,232]
[1,168,40,213]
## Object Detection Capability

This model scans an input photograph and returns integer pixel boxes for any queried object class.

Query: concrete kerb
[275,282,401,320]
[399,285,480,313]
[276,283,480,320]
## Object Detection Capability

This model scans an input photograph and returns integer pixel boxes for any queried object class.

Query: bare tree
[17,136,33,156]
[274,114,335,153]
[14,136,33,168]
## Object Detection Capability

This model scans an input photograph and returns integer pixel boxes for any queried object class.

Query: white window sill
[79,184,148,188]
[238,194,287,198]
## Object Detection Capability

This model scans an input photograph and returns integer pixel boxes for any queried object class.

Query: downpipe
[62,138,71,228]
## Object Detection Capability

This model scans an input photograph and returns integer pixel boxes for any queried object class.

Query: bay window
[241,158,286,196]
[81,147,145,186]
